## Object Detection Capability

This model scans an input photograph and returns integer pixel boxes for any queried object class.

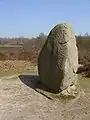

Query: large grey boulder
[38,23,78,94]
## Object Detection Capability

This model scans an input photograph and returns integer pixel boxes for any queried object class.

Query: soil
[0,73,90,120]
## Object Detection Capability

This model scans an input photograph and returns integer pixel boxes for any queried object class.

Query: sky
[0,0,90,37]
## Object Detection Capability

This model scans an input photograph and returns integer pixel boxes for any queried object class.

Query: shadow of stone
[18,75,57,100]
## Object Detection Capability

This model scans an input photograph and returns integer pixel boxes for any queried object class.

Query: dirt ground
[0,72,90,120]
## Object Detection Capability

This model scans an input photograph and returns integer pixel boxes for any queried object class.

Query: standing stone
[38,23,78,94]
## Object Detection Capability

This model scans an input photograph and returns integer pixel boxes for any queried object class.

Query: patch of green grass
[0,69,37,77]
[78,75,90,90]
[0,71,16,77]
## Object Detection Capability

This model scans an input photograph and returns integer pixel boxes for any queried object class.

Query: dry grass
[0,60,37,75]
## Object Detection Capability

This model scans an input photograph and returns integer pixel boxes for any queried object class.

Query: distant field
[0,36,89,65]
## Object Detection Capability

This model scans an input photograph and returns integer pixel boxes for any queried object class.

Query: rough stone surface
[38,23,78,93]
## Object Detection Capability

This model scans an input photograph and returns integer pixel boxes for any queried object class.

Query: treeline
[0,33,47,45]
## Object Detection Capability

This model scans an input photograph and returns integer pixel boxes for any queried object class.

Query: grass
[0,60,37,77]
[78,75,90,90]
[0,69,37,77]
